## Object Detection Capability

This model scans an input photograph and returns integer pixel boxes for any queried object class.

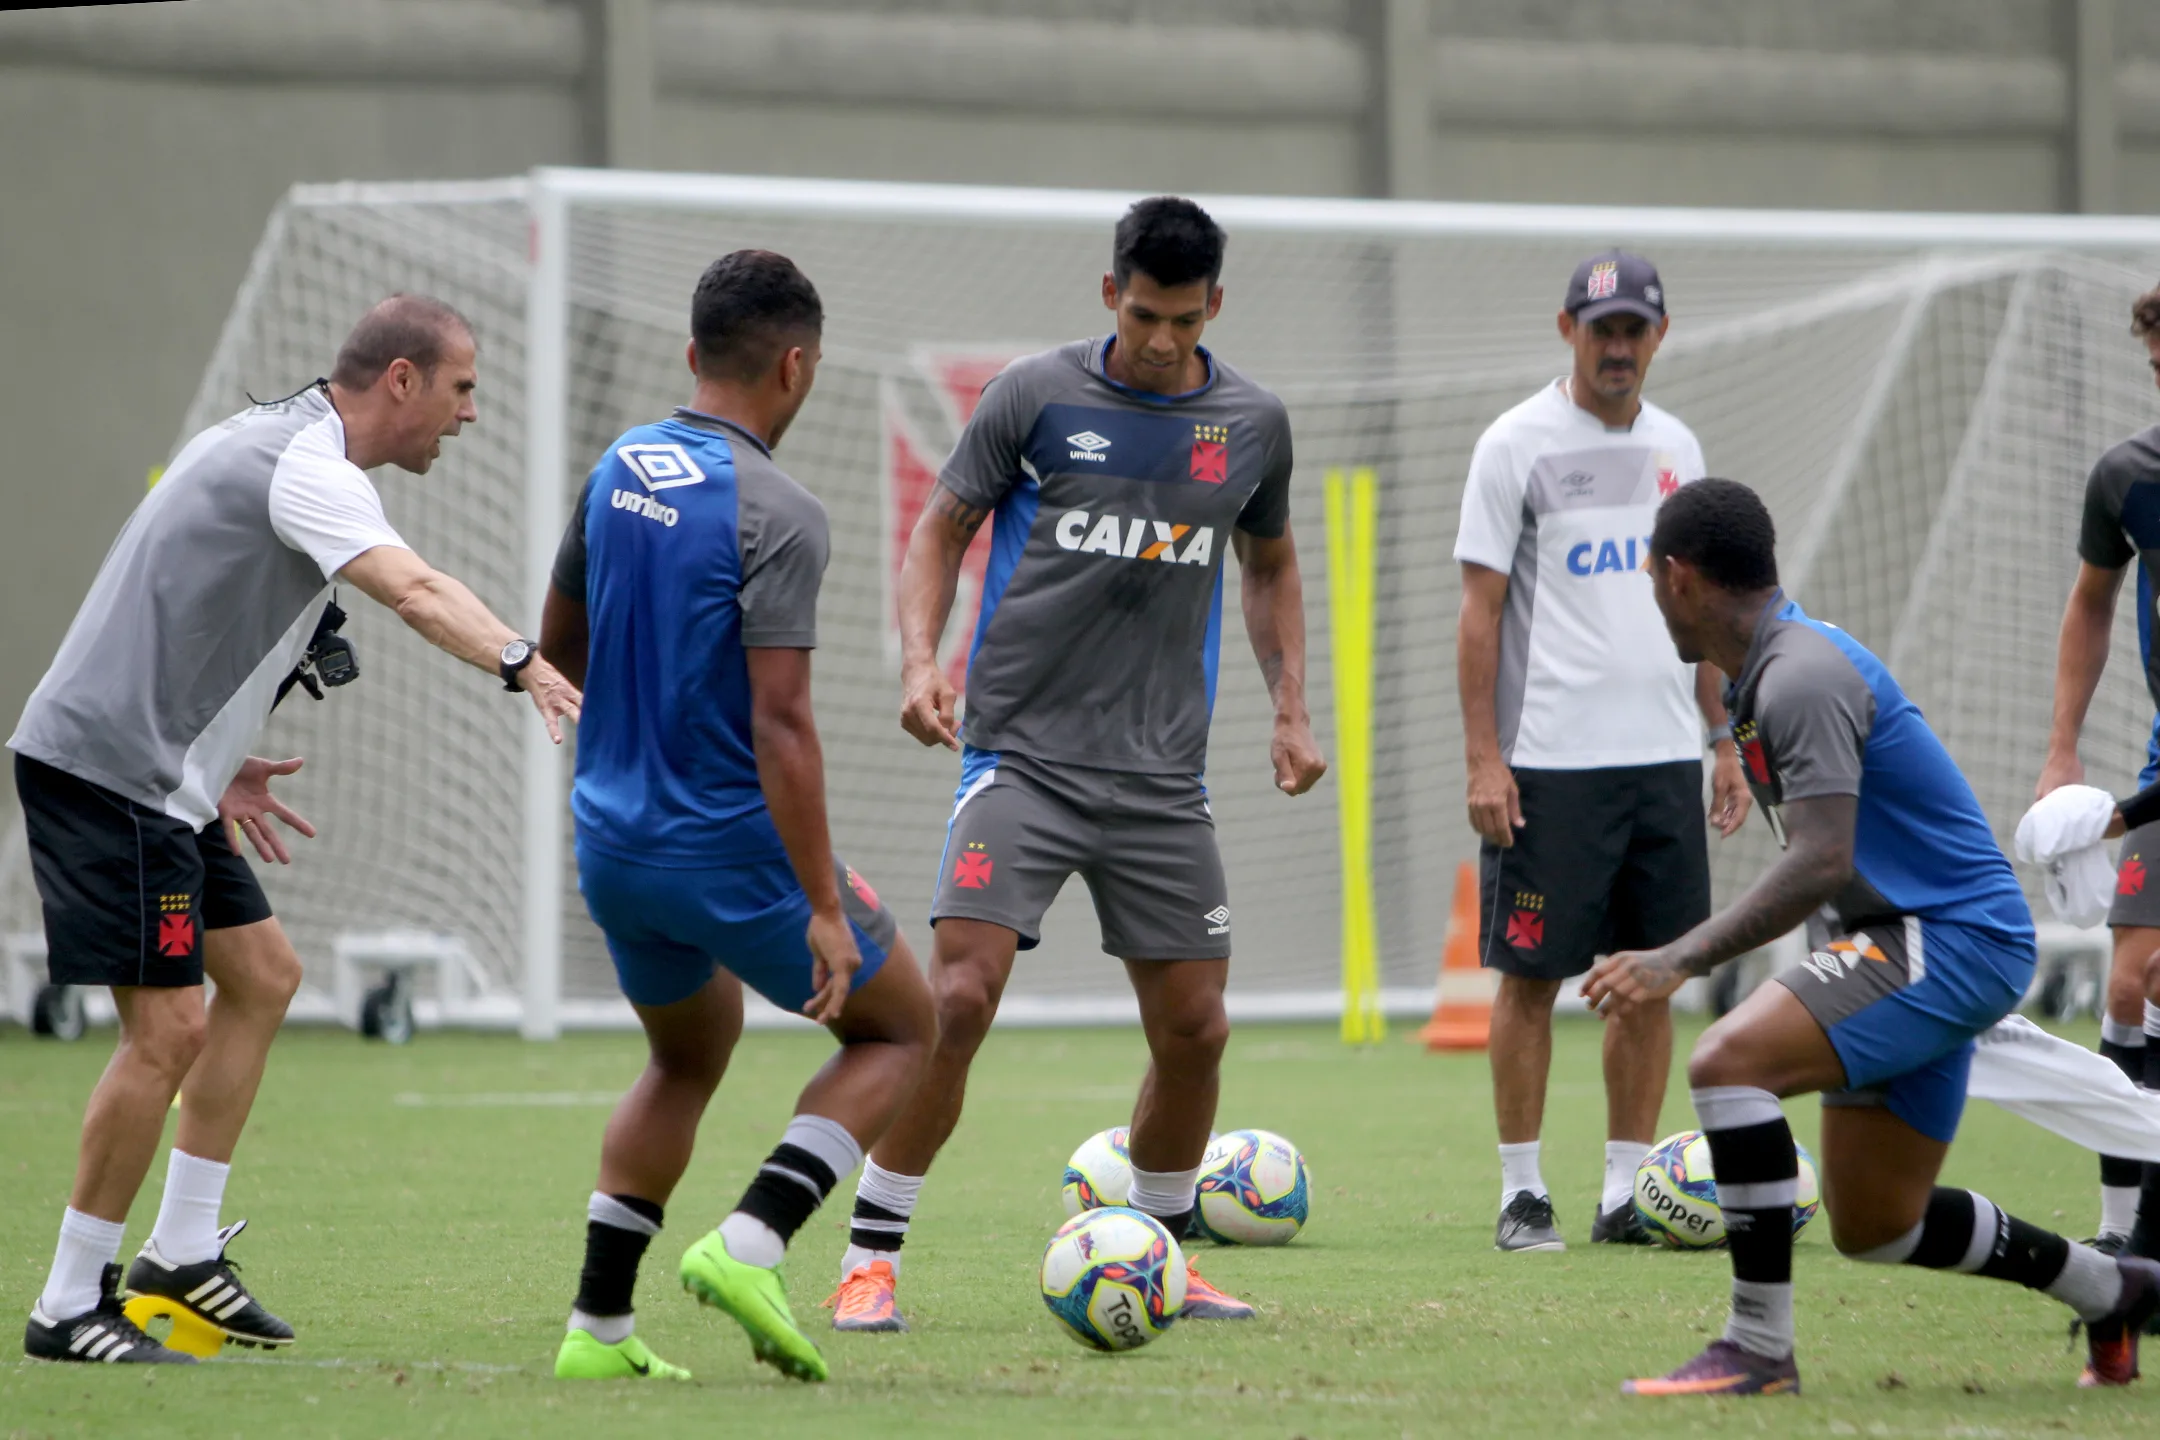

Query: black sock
[1155,1207,1199,1243]
[1903,1187,2069,1291]
[573,1193,664,1317]
[735,1142,839,1245]
[2099,1038,2144,1192]
[1696,1095,1798,1360]
[2137,1043,2160,1243]
[849,1198,908,1254]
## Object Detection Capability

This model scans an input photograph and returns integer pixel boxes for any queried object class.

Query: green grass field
[0,1015,2146,1438]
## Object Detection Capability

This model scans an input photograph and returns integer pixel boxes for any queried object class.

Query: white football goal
[9,169,2160,1037]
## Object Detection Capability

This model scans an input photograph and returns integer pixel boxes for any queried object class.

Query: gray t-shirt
[941,338,1293,774]
[2076,424,2160,723]
[10,386,406,827]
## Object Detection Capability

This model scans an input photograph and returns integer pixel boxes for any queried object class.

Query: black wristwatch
[499,638,538,692]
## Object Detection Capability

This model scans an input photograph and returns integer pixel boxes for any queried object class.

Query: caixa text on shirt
[612,486,680,527]
[1566,535,1655,576]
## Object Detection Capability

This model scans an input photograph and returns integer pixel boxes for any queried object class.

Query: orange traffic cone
[1419,862,1494,1052]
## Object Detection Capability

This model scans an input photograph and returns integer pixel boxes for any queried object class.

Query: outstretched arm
[1234,526,1325,797]
[2039,561,2127,797]
[339,543,581,742]
[1583,794,1857,1014]
[896,484,987,750]
[747,645,860,1023]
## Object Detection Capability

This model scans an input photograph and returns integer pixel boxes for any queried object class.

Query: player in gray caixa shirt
[819,199,1328,1331]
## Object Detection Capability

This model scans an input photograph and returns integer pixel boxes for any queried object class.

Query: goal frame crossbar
[204,169,2160,1037]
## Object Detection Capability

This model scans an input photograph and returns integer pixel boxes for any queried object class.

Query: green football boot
[678,1231,827,1382]
[553,1328,692,1381]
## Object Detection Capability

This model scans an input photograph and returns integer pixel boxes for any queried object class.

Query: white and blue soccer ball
[1061,1127,1133,1216]
[1039,1206,1187,1352]
[1194,1128,1311,1246]
[1633,1128,1820,1249]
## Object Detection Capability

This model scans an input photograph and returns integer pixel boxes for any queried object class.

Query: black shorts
[1478,760,1710,981]
[14,753,273,989]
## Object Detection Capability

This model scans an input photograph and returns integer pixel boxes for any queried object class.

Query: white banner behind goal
[9,171,2160,1035]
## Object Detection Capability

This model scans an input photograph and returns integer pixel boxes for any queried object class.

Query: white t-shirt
[1452,380,1707,771]
[268,406,408,579]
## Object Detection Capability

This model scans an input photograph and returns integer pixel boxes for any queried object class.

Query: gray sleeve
[938,362,1037,511]
[2079,446,2136,570]
[738,475,830,649]
[550,474,593,598]
[1755,636,1874,801]
[1235,397,1293,539]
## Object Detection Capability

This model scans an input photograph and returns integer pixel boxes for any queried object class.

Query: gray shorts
[929,752,1231,960]
[2109,819,2160,929]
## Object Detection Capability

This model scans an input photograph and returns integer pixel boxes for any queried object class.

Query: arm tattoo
[929,486,989,538]
[1259,650,1285,700]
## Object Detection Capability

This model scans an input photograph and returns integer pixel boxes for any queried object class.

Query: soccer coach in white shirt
[1454,252,1749,1253]
[9,296,580,1364]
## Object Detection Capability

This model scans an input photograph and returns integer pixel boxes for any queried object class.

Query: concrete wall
[3,0,2158,807]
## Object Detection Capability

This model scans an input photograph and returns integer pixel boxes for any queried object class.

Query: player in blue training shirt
[537,251,933,1385]
[1585,479,2160,1395]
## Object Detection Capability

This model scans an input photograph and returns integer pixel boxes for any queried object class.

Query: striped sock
[724,1114,863,1269]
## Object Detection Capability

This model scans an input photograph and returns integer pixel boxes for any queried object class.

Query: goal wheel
[359,976,413,1045]
[30,984,85,1041]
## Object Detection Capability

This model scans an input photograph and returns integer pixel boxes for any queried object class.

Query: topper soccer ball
[1039,1206,1188,1352]
[1633,1128,1821,1249]
[1061,1127,1133,1216]
[1194,1128,1311,1246]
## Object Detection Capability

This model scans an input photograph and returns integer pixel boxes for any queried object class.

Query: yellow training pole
[1327,468,1384,1044]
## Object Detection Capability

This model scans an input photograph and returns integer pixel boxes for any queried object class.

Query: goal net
[9,171,2160,1034]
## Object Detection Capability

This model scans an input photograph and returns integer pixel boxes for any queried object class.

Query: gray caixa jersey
[942,338,1293,774]
[9,386,405,829]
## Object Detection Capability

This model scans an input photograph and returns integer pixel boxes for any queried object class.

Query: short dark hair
[2133,283,2160,338]
[330,294,473,389]
[691,250,823,384]
[1112,197,1226,291]
[1650,477,1780,592]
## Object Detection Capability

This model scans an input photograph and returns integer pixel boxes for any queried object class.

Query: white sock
[719,1211,786,1269]
[1724,1278,1795,1360]
[1127,1164,1202,1221]
[2145,1000,2160,1048]
[568,1307,633,1343]
[1602,1140,1648,1212]
[841,1243,899,1279]
[2102,1184,2140,1240]
[39,1208,126,1319]
[1498,1141,1546,1203]
[149,1149,230,1266]
[2050,1240,2128,1322]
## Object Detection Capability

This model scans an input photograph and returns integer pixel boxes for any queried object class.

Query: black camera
[275,596,361,708]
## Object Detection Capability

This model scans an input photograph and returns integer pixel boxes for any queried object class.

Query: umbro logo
[1203,904,1230,935]
[1066,430,1111,463]
[618,442,707,491]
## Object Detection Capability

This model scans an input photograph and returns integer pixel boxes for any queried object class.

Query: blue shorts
[1773,916,2034,1144]
[576,841,897,1011]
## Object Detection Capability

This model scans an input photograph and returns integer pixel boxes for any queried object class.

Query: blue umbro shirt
[1726,592,2031,940]
[552,409,829,866]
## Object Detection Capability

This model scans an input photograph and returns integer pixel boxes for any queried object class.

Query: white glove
[2015,784,2116,864]
[2015,784,2118,927]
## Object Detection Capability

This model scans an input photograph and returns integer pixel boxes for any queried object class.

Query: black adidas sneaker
[24,1264,196,1364]
[125,1219,293,1349]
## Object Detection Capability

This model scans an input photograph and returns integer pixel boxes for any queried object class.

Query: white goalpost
[9,168,2160,1038]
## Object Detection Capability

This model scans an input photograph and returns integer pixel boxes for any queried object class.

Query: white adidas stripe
[68,1324,102,1354]
[185,1277,224,1304]
[214,1292,250,1320]
[86,1333,120,1360]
